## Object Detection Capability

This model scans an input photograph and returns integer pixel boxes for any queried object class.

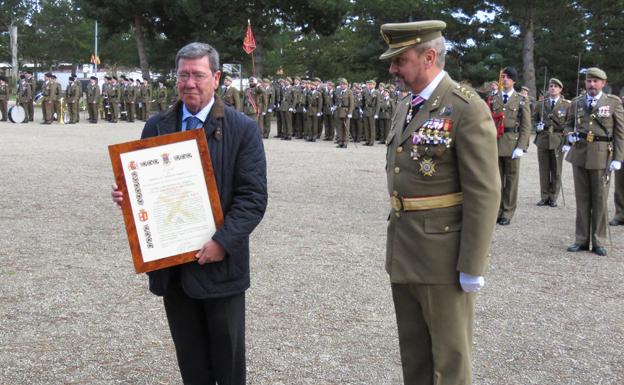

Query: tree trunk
[133,15,150,80]
[254,43,264,78]
[522,7,536,99]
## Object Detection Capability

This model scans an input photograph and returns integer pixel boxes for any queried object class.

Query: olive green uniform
[26,76,36,121]
[533,97,571,203]
[17,80,33,122]
[490,90,531,221]
[350,90,364,142]
[614,168,624,223]
[0,83,8,121]
[124,83,137,122]
[41,80,54,123]
[220,85,241,111]
[156,85,168,112]
[307,88,322,141]
[108,83,121,122]
[86,82,100,123]
[565,94,624,247]
[279,85,295,139]
[335,86,354,147]
[140,83,152,120]
[65,81,81,123]
[363,88,379,145]
[378,95,394,142]
[321,86,335,140]
[261,84,275,138]
[386,74,500,385]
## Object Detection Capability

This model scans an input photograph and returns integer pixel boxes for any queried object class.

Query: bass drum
[8,105,27,123]
[34,91,43,105]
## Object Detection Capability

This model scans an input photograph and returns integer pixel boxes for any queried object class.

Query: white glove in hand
[610,160,622,171]
[268,108,272,113]
[303,108,307,113]
[347,114,352,119]
[374,114,379,120]
[568,134,579,144]
[262,112,266,116]
[511,148,524,159]
[562,144,571,153]
[316,112,322,117]
[459,272,485,293]
[288,108,294,112]
[536,122,544,132]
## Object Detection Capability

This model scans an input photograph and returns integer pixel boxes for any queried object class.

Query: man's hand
[567,133,579,144]
[111,183,123,208]
[374,114,379,120]
[610,160,622,171]
[347,114,352,119]
[511,148,524,159]
[196,240,225,265]
[536,122,544,132]
[562,144,571,153]
[459,272,485,293]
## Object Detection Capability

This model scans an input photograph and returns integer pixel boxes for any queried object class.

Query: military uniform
[321,84,335,140]
[108,79,121,123]
[279,80,295,140]
[0,79,8,121]
[261,80,275,138]
[306,83,323,141]
[565,67,624,253]
[334,79,354,148]
[220,78,241,111]
[17,78,33,122]
[363,82,380,145]
[124,80,137,122]
[86,77,100,123]
[613,168,624,225]
[156,83,168,112]
[242,82,263,124]
[350,87,364,142]
[489,79,531,223]
[50,78,61,121]
[378,93,394,142]
[533,79,570,206]
[41,75,54,124]
[65,78,81,123]
[381,21,500,385]
[26,74,36,121]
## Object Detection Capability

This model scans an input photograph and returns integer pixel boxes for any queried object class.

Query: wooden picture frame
[109,129,223,273]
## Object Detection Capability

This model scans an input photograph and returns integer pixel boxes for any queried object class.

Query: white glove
[268,108,272,113]
[288,108,294,112]
[374,114,379,120]
[511,148,524,159]
[262,112,266,116]
[303,108,307,113]
[562,145,571,153]
[568,134,579,144]
[316,112,321,117]
[536,122,544,132]
[459,272,485,293]
[347,114,352,119]
[610,160,622,171]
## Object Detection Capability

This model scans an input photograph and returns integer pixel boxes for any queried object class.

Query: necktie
[551,100,555,109]
[405,95,425,127]
[186,116,202,131]
[503,94,508,104]
[588,98,596,109]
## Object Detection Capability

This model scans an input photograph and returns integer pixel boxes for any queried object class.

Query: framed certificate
[109,129,223,273]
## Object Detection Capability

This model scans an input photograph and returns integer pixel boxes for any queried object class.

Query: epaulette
[452,85,473,103]
[606,94,621,102]
[561,99,571,104]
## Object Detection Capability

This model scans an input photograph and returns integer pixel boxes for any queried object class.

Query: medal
[418,158,437,176]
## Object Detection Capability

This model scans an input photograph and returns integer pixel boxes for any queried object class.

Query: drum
[34,91,43,105]
[8,105,26,123]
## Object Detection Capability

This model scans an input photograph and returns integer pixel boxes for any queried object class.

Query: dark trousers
[164,279,246,385]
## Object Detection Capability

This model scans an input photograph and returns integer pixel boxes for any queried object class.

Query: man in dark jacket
[112,42,267,385]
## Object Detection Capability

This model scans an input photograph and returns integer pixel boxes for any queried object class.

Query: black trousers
[164,277,246,385]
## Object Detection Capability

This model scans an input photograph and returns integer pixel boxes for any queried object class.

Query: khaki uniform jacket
[307,89,322,116]
[242,86,263,116]
[378,96,394,120]
[18,81,33,102]
[363,89,379,117]
[279,86,294,112]
[565,94,624,169]
[335,88,354,119]
[27,77,36,97]
[533,98,570,150]
[322,87,335,114]
[42,81,53,101]
[264,85,275,111]
[490,91,532,156]
[65,82,80,103]
[109,84,121,101]
[293,85,305,113]
[0,84,8,101]
[385,74,500,283]
[221,85,241,111]
[86,83,100,103]
[351,91,363,119]
[156,86,167,103]
[124,84,137,103]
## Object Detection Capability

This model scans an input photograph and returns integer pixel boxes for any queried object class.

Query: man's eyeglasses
[177,72,210,82]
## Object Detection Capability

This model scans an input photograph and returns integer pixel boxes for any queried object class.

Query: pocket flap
[424,214,462,234]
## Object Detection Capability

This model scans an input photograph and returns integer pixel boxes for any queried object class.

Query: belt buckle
[391,196,403,211]
[587,131,595,143]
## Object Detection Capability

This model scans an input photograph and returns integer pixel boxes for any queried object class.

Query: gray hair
[415,36,446,69]
[175,42,220,72]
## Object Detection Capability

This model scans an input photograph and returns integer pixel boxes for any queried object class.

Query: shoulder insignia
[452,86,472,103]
[561,99,571,104]
[606,94,621,101]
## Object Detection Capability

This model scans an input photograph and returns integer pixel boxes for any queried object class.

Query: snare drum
[8,105,26,123]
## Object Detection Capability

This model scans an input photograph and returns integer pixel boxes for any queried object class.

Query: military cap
[262,78,271,83]
[284,77,292,84]
[90,76,98,81]
[366,79,376,85]
[224,75,232,82]
[128,78,134,82]
[337,77,348,85]
[19,74,25,79]
[379,82,386,88]
[69,76,76,81]
[105,75,112,80]
[294,76,301,81]
[312,77,322,83]
[502,67,518,82]
[51,74,57,79]
[27,70,33,75]
[142,77,148,81]
[112,76,118,81]
[379,20,446,60]
[521,85,530,92]
[44,72,53,78]
[586,67,607,80]
[549,78,563,88]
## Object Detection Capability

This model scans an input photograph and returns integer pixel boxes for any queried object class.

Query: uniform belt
[391,192,463,212]
[503,127,518,133]
[577,131,612,142]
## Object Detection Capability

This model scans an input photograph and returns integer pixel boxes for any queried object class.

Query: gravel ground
[0,112,622,385]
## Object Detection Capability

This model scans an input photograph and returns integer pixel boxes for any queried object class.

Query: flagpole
[252,51,256,76]
[94,20,98,74]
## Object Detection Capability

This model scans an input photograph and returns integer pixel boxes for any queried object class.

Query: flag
[497,68,503,92]
[243,20,256,55]
[91,54,101,65]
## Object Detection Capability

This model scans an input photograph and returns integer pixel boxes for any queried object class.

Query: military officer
[334,78,354,148]
[140,78,152,120]
[0,76,8,121]
[261,78,274,139]
[41,73,54,124]
[17,74,32,122]
[380,20,500,385]
[101,75,111,120]
[350,82,364,142]
[564,67,624,256]
[306,78,323,141]
[108,76,121,123]
[25,71,36,121]
[86,76,100,123]
[155,79,167,112]
[65,76,81,124]
[279,77,295,140]
[533,78,570,207]
[50,75,61,122]
[489,67,531,225]
[292,77,304,138]
[321,81,336,141]
[378,89,394,142]
[219,75,241,111]
[362,80,379,145]
[242,77,263,124]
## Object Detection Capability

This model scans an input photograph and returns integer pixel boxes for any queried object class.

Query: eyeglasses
[176,72,211,82]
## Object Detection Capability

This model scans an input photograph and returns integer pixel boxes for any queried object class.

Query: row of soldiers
[486,66,624,257]
[217,75,399,148]
[5,71,169,124]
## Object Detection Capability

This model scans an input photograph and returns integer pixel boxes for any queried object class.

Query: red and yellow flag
[91,54,101,65]
[243,20,256,55]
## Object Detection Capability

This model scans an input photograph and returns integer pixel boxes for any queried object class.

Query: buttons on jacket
[394,167,400,174]
[397,146,403,153]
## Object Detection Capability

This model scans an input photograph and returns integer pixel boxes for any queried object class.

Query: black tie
[551,100,555,109]
[503,94,508,104]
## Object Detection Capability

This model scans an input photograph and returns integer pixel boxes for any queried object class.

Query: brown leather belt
[391,192,463,212]
[577,131,612,142]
